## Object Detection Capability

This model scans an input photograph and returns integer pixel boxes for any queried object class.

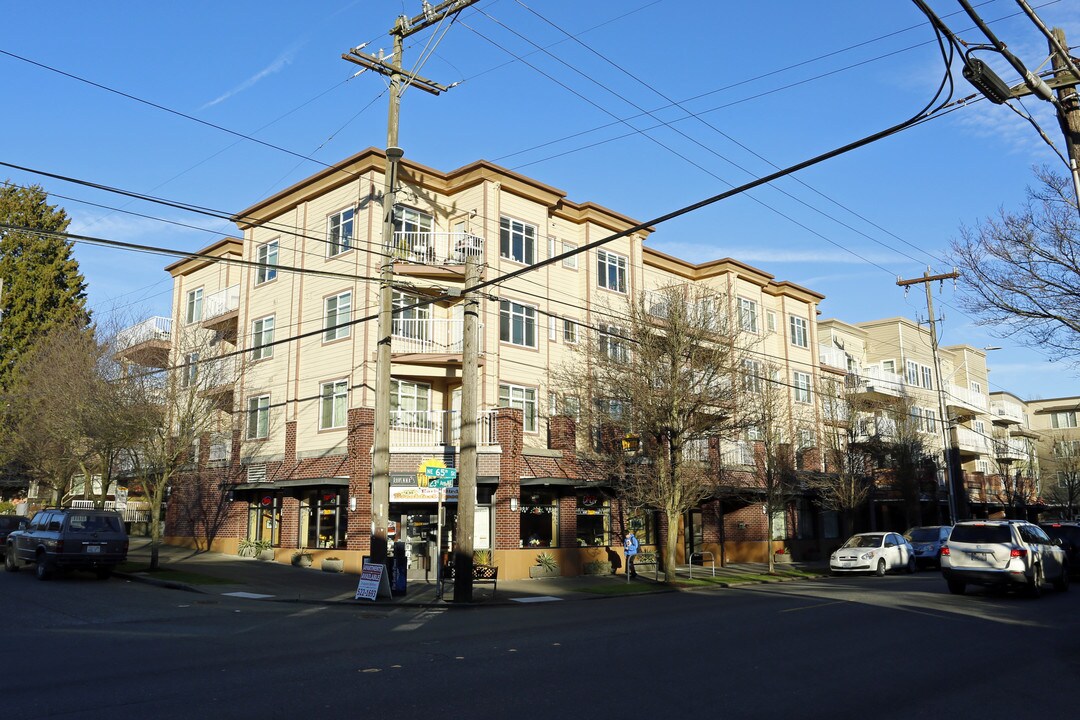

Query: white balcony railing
[954,426,992,455]
[390,409,499,447]
[391,231,485,265]
[644,290,670,319]
[116,316,172,350]
[849,365,903,397]
[817,345,848,371]
[995,438,1028,462]
[990,400,1024,424]
[203,285,240,321]
[719,441,755,467]
[945,383,989,414]
[391,319,484,354]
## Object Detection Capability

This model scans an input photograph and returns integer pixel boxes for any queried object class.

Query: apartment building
[116,148,835,576]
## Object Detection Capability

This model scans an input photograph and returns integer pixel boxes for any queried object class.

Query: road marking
[222,591,274,599]
[781,600,845,613]
[511,596,562,603]
[393,608,445,632]
[287,606,327,618]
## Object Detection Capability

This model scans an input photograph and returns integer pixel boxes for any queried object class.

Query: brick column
[494,407,523,550]
[284,421,297,470]
[347,407,375,553]
[281,496,300,548]
[548,415,576,452]
[558,494,577,548]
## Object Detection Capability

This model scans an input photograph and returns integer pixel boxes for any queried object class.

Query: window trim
[738,297,759,334]
[499,299,539,349]
[499,383,538,433]
[323,290,352,343]
[793,371,812,404]
[185,287,204,325]
[251,315,275,361]
[788,314,808,348]
[596,249,628,294]
[255,240,279,285]
[326,206,356,258]
[318,379,349,431]
[499,216,537,266]
[247,394,271,440]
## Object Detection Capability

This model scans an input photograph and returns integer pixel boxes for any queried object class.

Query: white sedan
[830,532,915,576]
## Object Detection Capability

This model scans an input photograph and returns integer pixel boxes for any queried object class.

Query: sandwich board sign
[355,560,392,601]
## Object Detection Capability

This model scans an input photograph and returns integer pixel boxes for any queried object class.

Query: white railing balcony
[817,345,847,371]
[719,441,755,467]
[390,409,498,448]
[945,383,989,414]
[995,438,1028,462]
[644,290,670,319]
[116,316,172,351]
[391,231,485,265]
[683,437,711,462]
[849,365,903,397]
[854,416,897,443]
[391,319,484,354]
[954,426,992,455]
[199,356,238,389]
[203,285,240,321]
[990,400,1024,425]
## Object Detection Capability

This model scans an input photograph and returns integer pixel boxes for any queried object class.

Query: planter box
[292,554,313,568]
[773,553,793,564]
[321,559,344,573]
[529,565,560,579]
[257,549,276,562]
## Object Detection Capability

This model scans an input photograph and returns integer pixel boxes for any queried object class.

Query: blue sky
[2,0,1079,399]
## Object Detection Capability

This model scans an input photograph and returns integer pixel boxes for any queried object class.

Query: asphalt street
[3,570,1076,719]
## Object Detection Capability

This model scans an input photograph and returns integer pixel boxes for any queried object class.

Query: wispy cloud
[201,42,304,109]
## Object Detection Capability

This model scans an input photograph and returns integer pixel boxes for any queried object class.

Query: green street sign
[425,467,458,480]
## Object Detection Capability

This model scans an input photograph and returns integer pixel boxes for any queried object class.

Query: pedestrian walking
[624,530,639,579]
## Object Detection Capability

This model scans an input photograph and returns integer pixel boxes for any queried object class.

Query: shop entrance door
[397,507,457,582]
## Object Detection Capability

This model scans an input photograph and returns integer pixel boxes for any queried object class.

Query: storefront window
[519,490,558,548]
[575,492,610,546]
[299,488,348,549]
[626,510,655,545]
[247,494,281,546]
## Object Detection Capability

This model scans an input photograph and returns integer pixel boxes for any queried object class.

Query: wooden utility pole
[896,269,963,523]
[454,254,479,602]
[1050,28,1080,202]
[341,0,479,564]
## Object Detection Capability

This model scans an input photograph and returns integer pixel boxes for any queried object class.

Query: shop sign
[390,473,416,486]
[390,486,459,503]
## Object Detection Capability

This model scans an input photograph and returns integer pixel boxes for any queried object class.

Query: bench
[440,563,499,598]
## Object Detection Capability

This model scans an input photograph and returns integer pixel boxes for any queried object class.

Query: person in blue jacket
[624,530,639,579]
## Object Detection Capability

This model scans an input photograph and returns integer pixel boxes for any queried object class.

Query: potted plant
[291,550,313,568]
[472,549,493,567]
[773,546,793,564]
[529,551,559,578]
[239,539,274,560]
[321,557,344,573]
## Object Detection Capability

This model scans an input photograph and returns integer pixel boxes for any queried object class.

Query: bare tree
[883,394,935,528]
[554,284,749,582]
[1046,439,1080,519]
[950,169,1080,360]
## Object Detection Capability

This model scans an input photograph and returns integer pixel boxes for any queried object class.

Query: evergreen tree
[0,183,89,390]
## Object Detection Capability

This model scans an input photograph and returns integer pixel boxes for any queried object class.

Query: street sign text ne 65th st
[425,467,458,480]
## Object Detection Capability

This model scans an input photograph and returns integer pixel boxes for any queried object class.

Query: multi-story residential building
[117,148,835,576]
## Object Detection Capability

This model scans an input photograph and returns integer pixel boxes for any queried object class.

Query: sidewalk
[117,540,825,607]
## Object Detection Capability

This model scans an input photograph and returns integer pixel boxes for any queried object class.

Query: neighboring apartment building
[116,148,833,576]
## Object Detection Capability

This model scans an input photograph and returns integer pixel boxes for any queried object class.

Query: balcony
[944,383,988,416]
[390,231,485,267]
[115,316,172,368]
[953,426,991,456]
[202,285,240,331]
[994,438,1028,463]
[719,441,755,467]
[990,400,1024,425]
[817,345,847,371]
[391,319,485,357]
[389,409,499,448]
[645,290,670,319]
[847,366,903,398]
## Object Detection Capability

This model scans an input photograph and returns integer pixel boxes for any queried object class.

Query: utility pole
[897,269,962,523]
[454,253,479,602]
[1049,27,1080,205]
[342,0,478,564]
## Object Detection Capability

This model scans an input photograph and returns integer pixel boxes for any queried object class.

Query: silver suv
[941,520,1069,597]
[4,508,128,580]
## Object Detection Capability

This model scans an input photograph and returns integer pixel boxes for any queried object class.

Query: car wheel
[1027,564,1043,599]
[947,578,966,595]
[1053,564,1069,592]
[35,554,52,581]
[875,558,887,577]
[907,556,916,574]
[4,548,18,573]
[95,568,113,581]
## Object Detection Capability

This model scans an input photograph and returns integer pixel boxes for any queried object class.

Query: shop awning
[233,477,350,491]
[520,476,577,487]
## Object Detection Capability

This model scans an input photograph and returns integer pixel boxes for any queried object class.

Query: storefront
[234,478,350,549]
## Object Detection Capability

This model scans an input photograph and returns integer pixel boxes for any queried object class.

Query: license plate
[841,561,852,568]
[86,545,101,554]
[967,551,985,560]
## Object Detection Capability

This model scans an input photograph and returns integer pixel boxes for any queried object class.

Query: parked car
[4,508,128,580]
[0,516,28,556]
[941,520,1068,597]
[903,525,952,568]
[830,532,915,576]
[1038,522,1080,576]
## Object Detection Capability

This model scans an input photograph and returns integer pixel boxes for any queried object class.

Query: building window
[738,297,758,333]
[390,380,430,426]
[576,492,611,547]
[793,371,811,403]
[251,316,274,360]
[319,380,348,430]
[256,240,278,284]
[766,310,777,333]
[323,291,352,342]
[300,488,347,549]
[743,358,763,393]
[500,217,536,265]
[327,208,354,256]
[905,360,919,385]
[599,324,629,363]
[500,300,537,348]
[789,315,808,348]
[970,381,982,395]
[925,409,936,432]
[562,241,578,269]
[548,316,558,342]
[391,291,431,340]
[597,249,628,293]
[185,288,203,324]
[563,319,579,344]
[519,489,557,548]
[181,352,199,388]
[976,460,990,474]
[564,396,581,419]
[500,383,537,433]
[393,206,434,261]
[1052,411,1078,428]
[921,365,934,390]
[247,494,281,547]
[882,359,896,374]
[247,395,270,439]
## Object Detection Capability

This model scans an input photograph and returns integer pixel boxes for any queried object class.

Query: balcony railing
[995,438,1028,462]
[990,400,1024,425]
[390,409,499,447]
[392,319,484,354]
[644,290,670,319]
[848,365,903,397]
[954,426,991,455]
[390,231,485,265]
[116,316,172,351]
[203,285,240,321]
[818,345,847,371]
[719,441,755,467]
[945,383,988,414]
